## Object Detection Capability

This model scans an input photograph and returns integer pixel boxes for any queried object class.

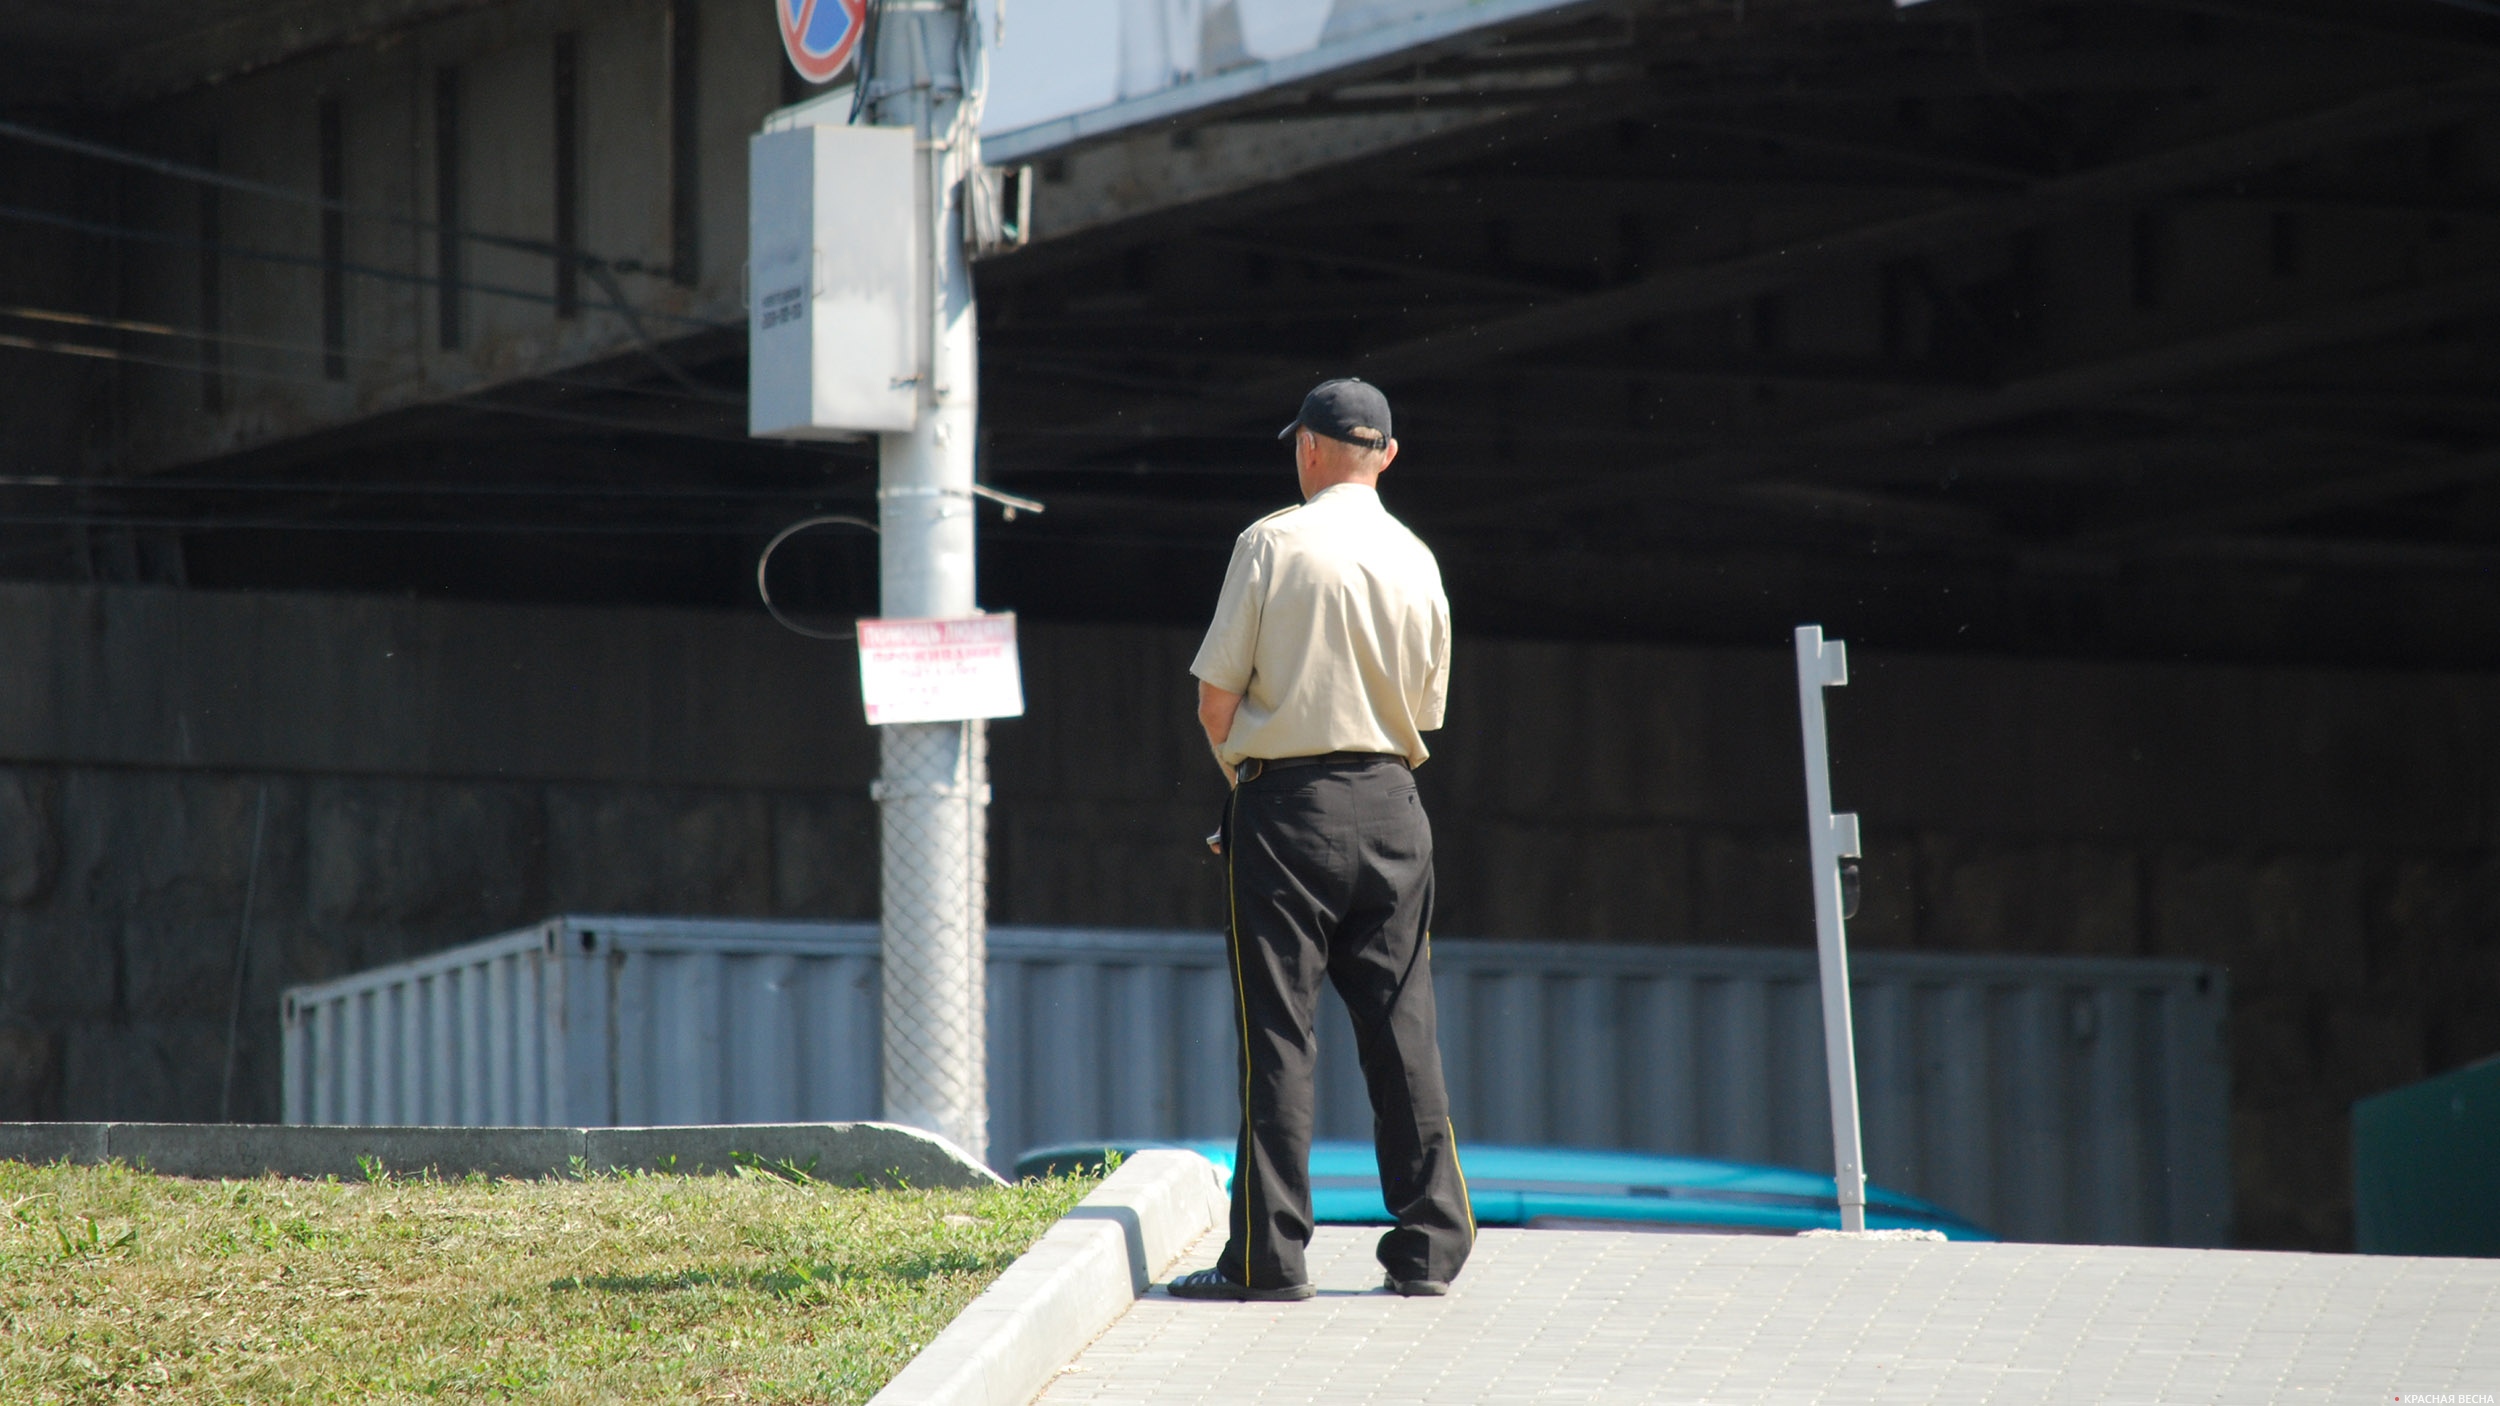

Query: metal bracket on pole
[1795,624,1869,1233]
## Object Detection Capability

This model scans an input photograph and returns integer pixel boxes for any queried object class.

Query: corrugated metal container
[285,917,2229,1246]
[281,918,884,1132]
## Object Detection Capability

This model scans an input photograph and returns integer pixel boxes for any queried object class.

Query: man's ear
[1378,439,1399,471]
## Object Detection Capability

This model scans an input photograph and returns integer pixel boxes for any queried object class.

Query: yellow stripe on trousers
[1224,784,1256,1285]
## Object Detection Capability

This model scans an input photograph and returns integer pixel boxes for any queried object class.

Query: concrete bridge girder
[1,0,1512,479]
[5,0,791,476]
[2,0,2497,667]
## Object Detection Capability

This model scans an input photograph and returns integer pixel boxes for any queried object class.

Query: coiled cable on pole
[756,513,879,639]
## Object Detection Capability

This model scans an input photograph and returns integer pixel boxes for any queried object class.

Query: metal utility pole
[1794,625,1867,1232]
[859,0,989,1163]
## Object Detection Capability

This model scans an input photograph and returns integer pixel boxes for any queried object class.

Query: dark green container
[2354,1054,2500,1256]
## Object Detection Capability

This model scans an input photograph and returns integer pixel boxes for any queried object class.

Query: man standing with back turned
[1169,378,1475,1302]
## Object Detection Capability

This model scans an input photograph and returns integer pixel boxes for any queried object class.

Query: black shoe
[1165,1267,1315,1302]
[1385,1274,1450,1297]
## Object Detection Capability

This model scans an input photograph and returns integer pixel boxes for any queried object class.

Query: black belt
[1236,751,1406,783]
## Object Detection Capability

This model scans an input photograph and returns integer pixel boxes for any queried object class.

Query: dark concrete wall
[0,141,104,490]
[2,581,2494,1252]
[0,581,880,1127]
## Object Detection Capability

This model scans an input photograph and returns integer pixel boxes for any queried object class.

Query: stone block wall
[0,766,879,1125]
[0,581,880,1125]
[2,582,2495,1250]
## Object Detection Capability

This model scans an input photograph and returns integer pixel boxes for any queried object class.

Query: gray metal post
[1794,625,1867,1232]
[862,0,988,1162]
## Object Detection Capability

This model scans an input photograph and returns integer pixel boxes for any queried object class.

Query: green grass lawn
[0,1156,1096,1404]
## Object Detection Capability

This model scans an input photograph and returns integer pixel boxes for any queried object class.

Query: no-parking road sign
[780,0,867,85]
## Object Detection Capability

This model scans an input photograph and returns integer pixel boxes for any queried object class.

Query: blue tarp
[1017,1139,1996,1239]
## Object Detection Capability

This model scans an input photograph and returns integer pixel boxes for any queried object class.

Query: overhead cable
[0,474,869,502]
[0,329,792,448]
[0,116,671,281]
[448,399,866,450]
[0,303,394,363]
[0,330,342,387]
[0,312,797,448]
[0,511,823,537]
[0,116,732,383]
[0,201,730,331]
[3,301,745,407]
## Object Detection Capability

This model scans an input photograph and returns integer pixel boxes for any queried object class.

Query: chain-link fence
[873,718,989,1161]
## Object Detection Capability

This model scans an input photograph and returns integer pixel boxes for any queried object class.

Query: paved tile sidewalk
[1037,1226,2500,1405]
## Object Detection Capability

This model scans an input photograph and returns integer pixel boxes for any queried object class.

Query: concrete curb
[0,1121,1003,1188]
[870,1149,1229,1406]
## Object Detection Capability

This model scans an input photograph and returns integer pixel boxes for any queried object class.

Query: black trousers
[1216,755,1475,1290]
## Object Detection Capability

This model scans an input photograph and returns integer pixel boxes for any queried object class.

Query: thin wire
[0,510,831,537]
[0,331,812,445]
[0,201,732,331]
[0,328,836,449]
[0,119,730,375]
[447,398,871,451]
[0,473,867,502]
[0,330,343,387]
[532,371,744,407]
[4,303,742,406]
[0,303,394,362]
[0,116,668,278]
[6,509,1224,547]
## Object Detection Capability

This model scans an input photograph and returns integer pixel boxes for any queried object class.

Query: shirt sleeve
[1418,590,1451,731]
[1190,530,1267,693]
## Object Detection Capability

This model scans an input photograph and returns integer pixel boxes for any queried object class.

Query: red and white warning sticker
[856,613,1025,725]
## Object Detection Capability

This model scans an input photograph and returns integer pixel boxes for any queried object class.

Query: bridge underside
[9,0,2500,668]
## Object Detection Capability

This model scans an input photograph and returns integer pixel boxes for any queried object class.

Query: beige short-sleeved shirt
[1190,483,1451,769]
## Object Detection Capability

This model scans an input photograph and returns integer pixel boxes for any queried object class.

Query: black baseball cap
[1278,378,1392,449]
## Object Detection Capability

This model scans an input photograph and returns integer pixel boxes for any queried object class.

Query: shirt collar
[1307,482,1382,510]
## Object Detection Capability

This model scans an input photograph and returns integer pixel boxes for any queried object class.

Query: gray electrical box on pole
[750,0,1002,1164]
[747,123,919,437]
